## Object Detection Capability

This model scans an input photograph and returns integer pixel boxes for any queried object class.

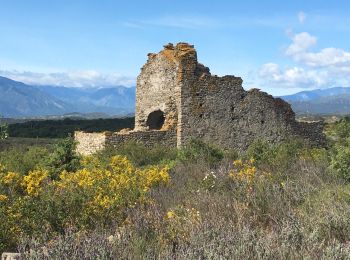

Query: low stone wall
[106,128,177,149]
[75,128,177,155]
[75,131,107,156]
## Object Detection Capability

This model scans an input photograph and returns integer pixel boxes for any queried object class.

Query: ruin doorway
[146,110,165,130]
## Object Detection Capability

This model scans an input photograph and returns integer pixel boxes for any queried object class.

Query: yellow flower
[22,169,48,196]
[142,166,170,188]
[0,194,8,202]
[166,210,175,219]
[54,155,171,220]
[0,163,6,173]
[110,155,134,175]
[91,194,114,210]
[80,155,100,167]
[233,159,243,166]
[229,158,265,186]
[2,172,20,185]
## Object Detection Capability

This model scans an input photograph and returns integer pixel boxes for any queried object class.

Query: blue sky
[0,0,350,95]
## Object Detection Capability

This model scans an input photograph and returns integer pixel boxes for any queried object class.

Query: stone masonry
[75,42,325,155]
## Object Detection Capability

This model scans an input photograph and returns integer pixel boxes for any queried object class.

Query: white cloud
[258,31,350,90]
[0,70,136,87]
[285,32,317,56]
[293,47,350,68]
[259,63,328,88]
[298,11,306,24]
[286,32,350,68]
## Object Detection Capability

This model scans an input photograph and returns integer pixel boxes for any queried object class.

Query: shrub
[3,128,350,257]
[300,185,350,243]
[43,137,81,179]
[326,117,350,142]
[229,158,271,187]
[327,118,350,181]
[178,139,224,166]
[0,146,49,175]
[0,156,170,252]
[246,139,272,164]
[96,142,177,168]
[247,139,305,174]
[330,143,350,181]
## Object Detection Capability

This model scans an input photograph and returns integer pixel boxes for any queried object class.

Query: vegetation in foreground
[1,119,350,258]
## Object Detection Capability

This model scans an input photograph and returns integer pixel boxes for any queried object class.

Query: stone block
[1,253,21,260]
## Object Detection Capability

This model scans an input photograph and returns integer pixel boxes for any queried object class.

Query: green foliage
[0,146,49,175]
[11,141,348,259]
[0,123,8,140]
[246,139,271,163]
[43,137,81,179]
[0,155,170,252]
[300,185,350,242]
[328,118,350,181]
[326,117,350,142]
[178,139,224,166]
[3,126,350,257]
[331,143,350,181]
[96,140,228,169]
[0,137,57,152]
[8,117,134,138]
[247,139,305,173]
[95,141,178,168]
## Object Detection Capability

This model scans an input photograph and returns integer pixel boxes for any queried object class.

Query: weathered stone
[75,42,325,155]
[75,131,107,156]
[1,253,21,260]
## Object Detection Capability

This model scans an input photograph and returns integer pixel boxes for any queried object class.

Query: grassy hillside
[1,120,350,258]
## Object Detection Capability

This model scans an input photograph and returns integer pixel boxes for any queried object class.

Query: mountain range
[0,76,135,118]
[1,75,350,118]
[280,87,350,115]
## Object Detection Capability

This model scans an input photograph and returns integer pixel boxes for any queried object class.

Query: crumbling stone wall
[106,127,176,148]
[75,42,325,155]
[75,131,107,156]
[165,43,324,150]
[75,128,176,155]
[135,44,180,132]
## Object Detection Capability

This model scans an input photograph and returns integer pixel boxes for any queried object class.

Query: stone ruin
[75,42,325,155]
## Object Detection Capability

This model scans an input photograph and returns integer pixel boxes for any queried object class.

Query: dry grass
[17,152,350,259]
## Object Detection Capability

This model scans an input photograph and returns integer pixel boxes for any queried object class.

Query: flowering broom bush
[229,158,271,189]
[0,155,170,252]
[2,134,350,258]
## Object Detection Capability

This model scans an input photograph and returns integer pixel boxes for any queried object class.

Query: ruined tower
[75,42,324,155]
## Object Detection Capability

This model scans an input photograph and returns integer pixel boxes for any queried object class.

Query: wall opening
[146,110,165,130]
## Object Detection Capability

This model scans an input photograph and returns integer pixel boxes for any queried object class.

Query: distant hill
[280,87,350,115]
[0,76,136,118]
[0,76,71,117]
[37,85,136,115]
